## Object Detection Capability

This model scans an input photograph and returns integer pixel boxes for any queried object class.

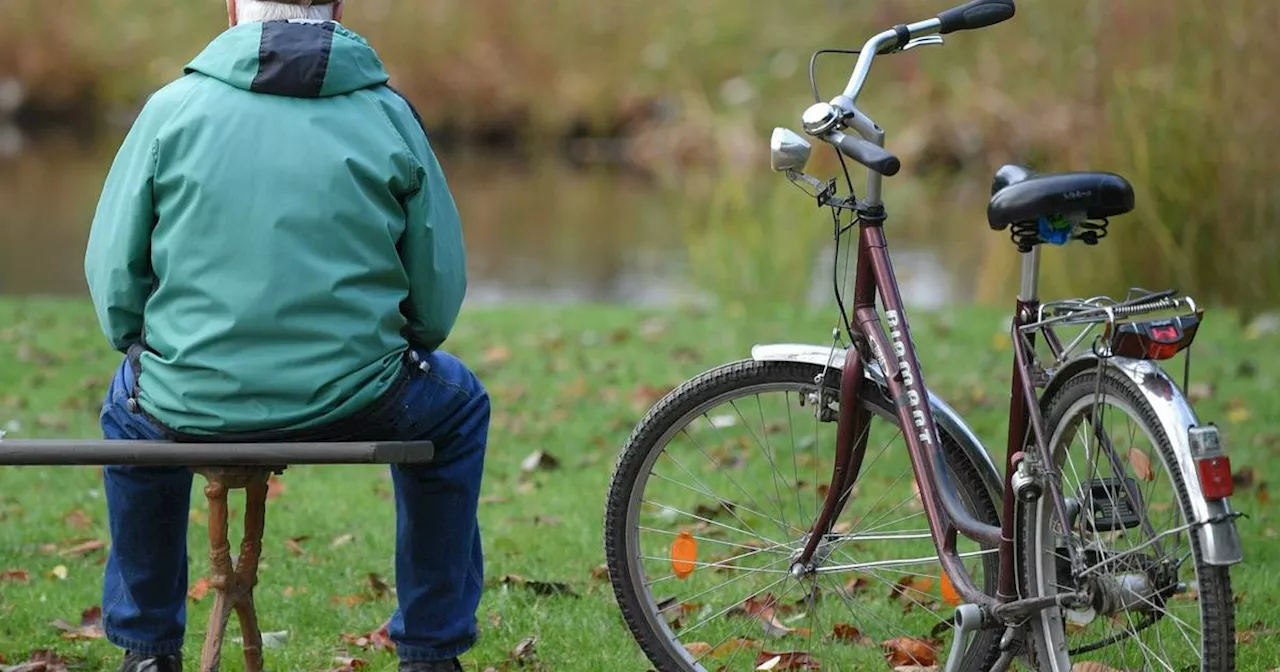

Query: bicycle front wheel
[604,359,1002,671]
[1019,368,1235,672]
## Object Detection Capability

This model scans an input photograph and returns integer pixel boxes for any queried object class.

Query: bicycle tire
[604,359,1003,671]
[1018,367,1235,672]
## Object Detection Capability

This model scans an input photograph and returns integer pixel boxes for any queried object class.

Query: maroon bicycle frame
[794,214,1049,612]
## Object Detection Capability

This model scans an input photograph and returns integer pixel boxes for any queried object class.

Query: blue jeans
[98,349,489,662]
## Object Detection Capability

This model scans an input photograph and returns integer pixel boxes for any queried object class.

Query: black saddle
[987,164,1135,231]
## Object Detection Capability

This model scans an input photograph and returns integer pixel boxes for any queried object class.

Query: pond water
[0,128,991,310]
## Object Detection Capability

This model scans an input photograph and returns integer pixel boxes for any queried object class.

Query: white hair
[236,0,336,23]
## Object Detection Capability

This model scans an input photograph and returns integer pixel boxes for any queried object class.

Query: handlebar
[811,0,1014,179]
[828,130,901,177]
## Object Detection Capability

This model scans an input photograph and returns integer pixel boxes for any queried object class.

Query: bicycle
[603,1,1245,670]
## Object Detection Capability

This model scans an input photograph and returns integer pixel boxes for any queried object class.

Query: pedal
[1080,477,1144,531]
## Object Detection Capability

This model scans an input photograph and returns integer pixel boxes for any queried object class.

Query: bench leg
[195,468,274,672]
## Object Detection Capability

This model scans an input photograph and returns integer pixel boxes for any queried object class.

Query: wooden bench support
[194,466,281,672]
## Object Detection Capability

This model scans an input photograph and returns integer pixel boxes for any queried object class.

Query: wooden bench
[0,439,434,672]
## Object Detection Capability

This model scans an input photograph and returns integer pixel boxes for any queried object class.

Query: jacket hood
[184,20,389,97]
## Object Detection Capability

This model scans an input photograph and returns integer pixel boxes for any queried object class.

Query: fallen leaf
[3,649,69,672]
[488,612,503,629]
[367,572,392,598]
[693,500,738,521]
[340,619,395,651]
[323,656,368,672]
[831,520,853,535]
[590,563,609,581]
[509,636,538,663]
[843,576,871,595]
[48,565,68,580]
[684,642,713,657]
[332,594,371,608]
[266,476,286,500]
[330,533,355,549]
[1234,466,1256,488]
[656,598,703,629]
[482,345,512,366]
[63,508,92,530]
[711,638,762,658]
[51,604,104,640]
[1,569,29,582]
[285,535,309,556]
[1128,447,1155,482]
[754,650,820,670]
[1070,663,1125,672]
[59,539,106,557]
[882,636,940,667]
[1187,382,1215,403]
[1226,399,1251,424]
[188,577,211,601]
[889,576,935,606]
[498,574,579,598]
[520,449,560,473]
[892,667,940,672]
[480,494,510,504]
[940,569,961,606]
[832,622,873,645]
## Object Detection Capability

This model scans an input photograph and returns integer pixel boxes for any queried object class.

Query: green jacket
[84,20,467,435]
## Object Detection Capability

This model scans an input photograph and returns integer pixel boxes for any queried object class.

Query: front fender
[1042,355,1244,567]
[750,343,1004,506]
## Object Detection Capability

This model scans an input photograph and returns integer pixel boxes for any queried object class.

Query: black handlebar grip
[830,131,901,177]
[937,0,1015,34]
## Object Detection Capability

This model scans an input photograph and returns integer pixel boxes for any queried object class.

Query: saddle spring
[1008,216,1110,253]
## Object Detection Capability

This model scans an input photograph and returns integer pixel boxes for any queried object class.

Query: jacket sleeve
[83,104,164,353]
[398,134,467,353]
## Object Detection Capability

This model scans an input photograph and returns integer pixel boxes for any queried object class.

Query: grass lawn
[0,297,1276,670]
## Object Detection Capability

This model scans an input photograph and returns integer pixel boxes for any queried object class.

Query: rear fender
[1042,355,1244,566]
[750,343,1004,505]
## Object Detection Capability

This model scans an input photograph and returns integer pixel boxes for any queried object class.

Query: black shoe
[399,659,463,672]
[118,652,182,672]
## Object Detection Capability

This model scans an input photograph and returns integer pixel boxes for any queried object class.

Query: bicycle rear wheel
[1019,368,1235,671]
[604,359,1002,671]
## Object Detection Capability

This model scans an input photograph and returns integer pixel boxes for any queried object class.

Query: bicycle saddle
[987,163,1135,231]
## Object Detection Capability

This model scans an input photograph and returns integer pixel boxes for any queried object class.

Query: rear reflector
[1197,456,1234,500]
[1189,424,1232,500]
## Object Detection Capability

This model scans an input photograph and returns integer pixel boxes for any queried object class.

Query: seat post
[1018,247,1041,303]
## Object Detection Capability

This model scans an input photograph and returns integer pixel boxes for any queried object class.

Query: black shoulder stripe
[252,21,336,98]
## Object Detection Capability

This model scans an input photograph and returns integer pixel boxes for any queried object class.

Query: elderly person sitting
[83,1,487,670]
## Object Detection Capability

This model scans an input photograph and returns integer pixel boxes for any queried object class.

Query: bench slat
[0,439,434,466]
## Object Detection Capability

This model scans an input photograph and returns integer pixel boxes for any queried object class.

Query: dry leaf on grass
[51,604,104,640]
[497,574,578,598]
[322,656,368,672]
[330,533,355,549]
[285,535,309,556]
[2,648,69,672]
[1128,447,1155,482]
[188,577,211,601]
[753,650,820,670]
[520,450,560,473]
[1,568,29,582]
[881,636,941,667]
[340,618,395,651]
[266,476,286,500]
[62,508,92,530]
[509,636,538,664]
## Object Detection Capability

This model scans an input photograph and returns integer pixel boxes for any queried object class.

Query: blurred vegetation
[1,0,1277,309]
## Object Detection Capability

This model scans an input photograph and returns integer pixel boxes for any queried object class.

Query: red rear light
[1189,425,1233,500]
[1197,456,1234,499]
[1109,312,1201,361]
